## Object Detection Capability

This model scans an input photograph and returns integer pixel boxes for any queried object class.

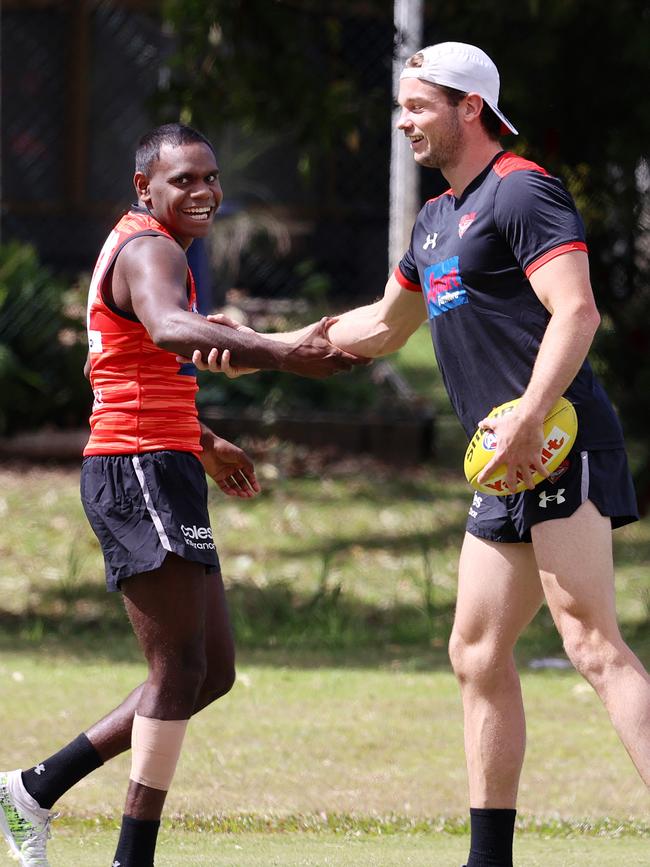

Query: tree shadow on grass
[1,576,647,671]
[272,525,465,560]
[238,474,469,508]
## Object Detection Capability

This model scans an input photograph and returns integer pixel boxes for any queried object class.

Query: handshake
[178,312,369,380]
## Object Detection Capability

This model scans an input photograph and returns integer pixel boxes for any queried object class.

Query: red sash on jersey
[84,210,202,456]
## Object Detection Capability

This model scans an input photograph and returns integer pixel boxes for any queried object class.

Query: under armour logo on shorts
[538,489,566,508]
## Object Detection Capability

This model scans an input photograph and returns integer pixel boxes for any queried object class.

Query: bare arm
[241,273,426,354]
[116,236,364,378]
[515,250,600,420]
[478,250,601,490]
[325,273,427,357]
[187,273,424,376]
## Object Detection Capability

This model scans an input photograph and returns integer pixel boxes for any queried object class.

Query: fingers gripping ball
[463,396,578,496]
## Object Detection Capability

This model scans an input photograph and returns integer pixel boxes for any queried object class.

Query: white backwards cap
[400,41,518,135]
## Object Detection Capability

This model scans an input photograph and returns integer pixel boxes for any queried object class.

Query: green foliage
[196,364,380,415]
[0,241,89,435]
[160,0,389,184]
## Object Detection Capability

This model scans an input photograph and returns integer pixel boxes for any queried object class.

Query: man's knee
[195,658,236,710]
[561,625,621,683]
[448,630,511,689]
[151,643,209,705]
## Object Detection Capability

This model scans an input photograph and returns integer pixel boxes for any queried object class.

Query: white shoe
[0,770,55,866]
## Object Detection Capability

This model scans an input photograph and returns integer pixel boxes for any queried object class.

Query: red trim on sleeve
[425,188,453,204]
[493,152,550,178]
[394,266,422,293]
[525,242,588,278]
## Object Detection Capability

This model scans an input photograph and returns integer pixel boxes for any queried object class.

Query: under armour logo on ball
[538,489,566,508]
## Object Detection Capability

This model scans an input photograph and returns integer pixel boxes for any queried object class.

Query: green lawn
[0,459,648,661]
[0,461,648,866]
[1,653,647,821]
[43,823,650,867]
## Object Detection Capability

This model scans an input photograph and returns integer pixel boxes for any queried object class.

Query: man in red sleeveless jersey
[0,123,365,867]
[191,43,650,867]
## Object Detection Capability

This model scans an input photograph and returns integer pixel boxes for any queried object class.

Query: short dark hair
[135,123,215,175]
[436,84,502,141]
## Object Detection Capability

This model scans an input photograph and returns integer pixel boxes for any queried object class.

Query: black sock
[112,815,160,867]
[465,807,517,867]
[21,732,103,810]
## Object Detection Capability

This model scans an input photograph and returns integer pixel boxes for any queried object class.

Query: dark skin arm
[108,235,364,378]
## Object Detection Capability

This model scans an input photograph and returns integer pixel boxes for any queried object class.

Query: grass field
[0,456,648,865]
[36,822,650,866]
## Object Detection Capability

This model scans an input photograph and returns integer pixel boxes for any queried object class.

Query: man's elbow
[379,329,411,356]
[359,320,411,357]
[583,302,601,338]
[148,313,185,351]
[557,299,601,340]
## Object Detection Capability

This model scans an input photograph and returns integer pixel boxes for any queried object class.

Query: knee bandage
[130,712,189,791]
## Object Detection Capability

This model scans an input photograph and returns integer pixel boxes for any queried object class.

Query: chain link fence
[1,1,438,454]
[1,0,172,272]
[1,1,401,305]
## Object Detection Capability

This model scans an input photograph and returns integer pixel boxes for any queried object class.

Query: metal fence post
[389,0,423,273]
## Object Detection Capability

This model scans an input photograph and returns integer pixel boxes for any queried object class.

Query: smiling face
[134,141,223,248]
[396,78,465,171]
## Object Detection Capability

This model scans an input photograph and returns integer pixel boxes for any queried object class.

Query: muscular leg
[117,553,232,821]
[85,564,234,763]
[449,533,544,807]
[20,556,235,814]
[533,501,650,785]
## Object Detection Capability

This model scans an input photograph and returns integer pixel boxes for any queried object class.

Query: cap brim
[487,102,518,135]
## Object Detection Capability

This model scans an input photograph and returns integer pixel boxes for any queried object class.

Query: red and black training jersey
[84,209,202,456]
[396,151,624,450]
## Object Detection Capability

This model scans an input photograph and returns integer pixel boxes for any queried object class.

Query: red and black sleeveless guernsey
[396,151,625,452]
[84,208,201,456]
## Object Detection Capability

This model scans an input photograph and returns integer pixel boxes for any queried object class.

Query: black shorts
[466,448,639,544]
[81,450,220,591]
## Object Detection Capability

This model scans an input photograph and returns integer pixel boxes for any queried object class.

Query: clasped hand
[177,313,366,378]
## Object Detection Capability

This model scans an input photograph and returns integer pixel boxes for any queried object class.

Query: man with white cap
[200,40,650,867]
[330,40,649,866]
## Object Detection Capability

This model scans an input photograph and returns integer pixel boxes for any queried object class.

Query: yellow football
[463,396,578,496]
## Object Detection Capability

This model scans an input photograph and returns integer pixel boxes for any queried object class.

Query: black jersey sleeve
[396,222,422,289]
[493,170,587,277]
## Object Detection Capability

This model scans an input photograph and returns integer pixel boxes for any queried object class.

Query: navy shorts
[81,450,220,591]
[466,448,639,544]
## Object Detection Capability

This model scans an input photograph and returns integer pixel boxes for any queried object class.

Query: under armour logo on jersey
[112,861,121,867]
[423,232,438,250]
[538,489,566,508]
[34,764,45,775]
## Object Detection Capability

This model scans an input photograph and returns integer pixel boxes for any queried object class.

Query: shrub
[0,241,89,435]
